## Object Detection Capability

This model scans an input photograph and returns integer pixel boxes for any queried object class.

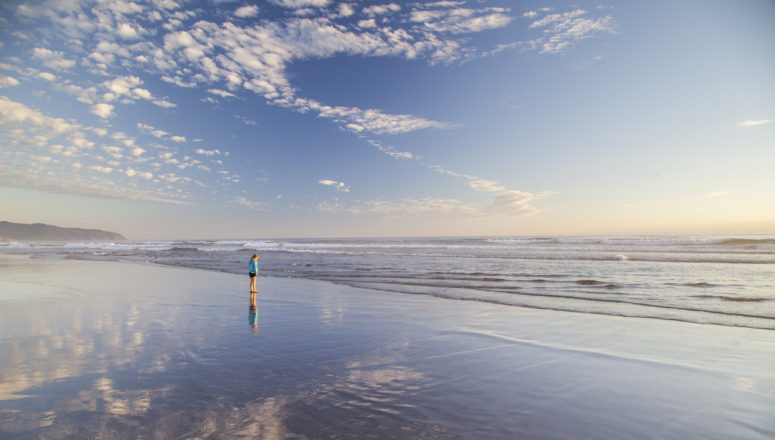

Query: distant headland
[0,221,125,241]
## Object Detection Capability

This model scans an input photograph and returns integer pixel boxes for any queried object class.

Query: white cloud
[273,0,330,8]
[30,155,53,163]
[170,135,186,143]
[196,148,221,156]
[89,165,113,174]
[208,88,236,98]
[37,72,57,81]
[102,76,143,101]
[428,165,548,217]
[363,4,401,16]
[91,103,115,118]
[529,9,615,54]
[133,88,152,100]
[32,47,76,70]
[737,119,770,127]
[53,83,98,105]
[528,9,585,29]
[488,8,614,56]
[102,146,123,159]
[364,139,415,159]
[126,168,153,179]
[337,3,355,17]
[295,97,451,135]
[0,76,20,88]
[116,22,141,39]
[233,196,265,210]
[0,98,203,205]
[234,5,259,18]
[358,19,377,29]
[319,179,350,192]
[319,198,478,217]
[148,8,478,134]
[411,8,513,34]
[153,99,177,108]
[235,115,257,125]
[137,123,168,138]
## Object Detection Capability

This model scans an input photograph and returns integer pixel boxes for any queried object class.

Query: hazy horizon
[1,0,773,239]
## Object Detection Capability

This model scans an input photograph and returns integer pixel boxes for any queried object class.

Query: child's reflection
[249,290,259,332]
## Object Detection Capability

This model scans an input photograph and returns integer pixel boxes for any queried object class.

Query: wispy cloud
[487,8,614,56]
[319,179,351,192]
[410,6,513,35]
[737,119,770,127]
[317,198,478,217]
[196,148,224,157]
[233,196,266,210]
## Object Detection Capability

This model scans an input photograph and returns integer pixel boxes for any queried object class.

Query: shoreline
[1,254,774,438]
[8,251,775,331]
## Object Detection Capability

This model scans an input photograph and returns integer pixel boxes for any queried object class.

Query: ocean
[2,235,774,330]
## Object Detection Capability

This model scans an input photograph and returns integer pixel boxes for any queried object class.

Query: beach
[1,254,774,439]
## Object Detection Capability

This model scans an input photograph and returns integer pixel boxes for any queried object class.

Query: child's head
[251,253,259,260]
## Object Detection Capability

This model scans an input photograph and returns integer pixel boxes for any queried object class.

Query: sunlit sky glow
[1,0,773,239]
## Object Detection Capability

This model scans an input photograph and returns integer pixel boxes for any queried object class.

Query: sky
[0,0,773,240]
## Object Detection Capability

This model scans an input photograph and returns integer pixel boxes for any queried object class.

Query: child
[249,253,259,293]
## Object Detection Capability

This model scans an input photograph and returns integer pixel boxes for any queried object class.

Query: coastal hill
[0,221,125,241]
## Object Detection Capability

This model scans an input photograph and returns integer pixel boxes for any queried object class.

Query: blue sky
[0,0,773,239]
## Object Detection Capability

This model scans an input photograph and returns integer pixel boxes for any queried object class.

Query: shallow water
[1,256,774,439]
[3,235,774,329]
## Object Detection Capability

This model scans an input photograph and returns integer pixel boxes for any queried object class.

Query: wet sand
[1,254,773,439]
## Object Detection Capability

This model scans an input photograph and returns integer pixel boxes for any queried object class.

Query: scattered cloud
[152,99,177,108]
[234,5,259,18]
[91,103,115,118]
[488,8,614,56]
[2,0,591,217]
[0,76,20,88]
[737,119,770,127]
[38,72,57,81]
[233,196,266,210]
[319,179,351,192]
[0,97,211,205]
[116,23,142,39]
[363,4,401,16]
[89,165,113,174]
[273,0,331,9]
[317,197,478,217]
[410,7,513,35]
[196,148,222,156]
[125,168,153,179]
[337,3,355,17]
[235,115,257,125]
[32,47,76,70]
[208,88,236,98]
[137,123,168,138]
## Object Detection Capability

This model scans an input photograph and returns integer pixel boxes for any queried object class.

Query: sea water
[2,235,774,329]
